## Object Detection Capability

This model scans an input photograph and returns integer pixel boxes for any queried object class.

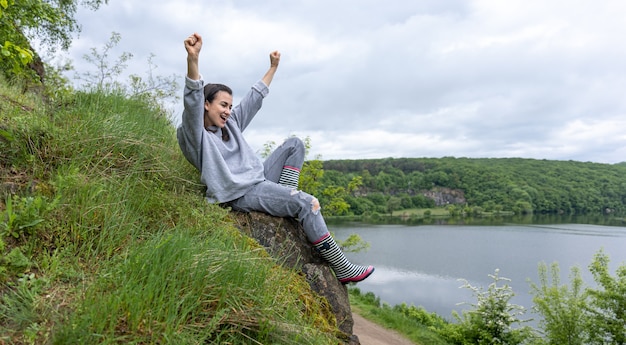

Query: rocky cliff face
[422,187,466,206]
[231,211,360,344]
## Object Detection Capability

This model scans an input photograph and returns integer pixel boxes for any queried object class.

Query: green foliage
[513,201,534,215]
[1,247,31,281]
[350,255,626,345]
[586,249,626,344]
[260,136,325,196]
[321,157,626,217]
[449,269,536,345]
[42,59,75,102]
[347,175,363,193]
[260,140,277,158]
[530,262,588,345]
[336,233,370,253]
[0,273,48,341]
[56,229,333,344]
[0,80,342,344]
[393,303,450,330]
[76,31,130,91]
[386,196,402,215]
[0,41,34,76]
[73,32,179,112]
[447,204,461,217]
[127,53,179,107]
[261,136,361,216]
[301,158,324,196]
[1,195,59,239]
[320,185,350,215]
[348,287,451,345]
[0,0,107,80]
[528,252,626,345]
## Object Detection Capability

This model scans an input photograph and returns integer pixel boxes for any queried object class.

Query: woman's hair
[203,83,233,142]
[204,83,232,102]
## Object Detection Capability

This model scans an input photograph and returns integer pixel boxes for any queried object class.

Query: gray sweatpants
[229,138,329,242]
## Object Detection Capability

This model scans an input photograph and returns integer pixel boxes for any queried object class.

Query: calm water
[331,218,626,323]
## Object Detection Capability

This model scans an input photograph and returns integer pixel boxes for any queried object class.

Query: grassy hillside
[0,82,339,344]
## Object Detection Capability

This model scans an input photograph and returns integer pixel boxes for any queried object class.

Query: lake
[330,216,626,323]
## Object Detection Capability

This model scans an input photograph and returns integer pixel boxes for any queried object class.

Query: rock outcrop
[231,211,360,344]
[422,187,466,206]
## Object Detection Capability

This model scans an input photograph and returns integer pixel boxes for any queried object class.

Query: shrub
[448,269,536,345]
[530,262,588,345]
[586,250,626,345]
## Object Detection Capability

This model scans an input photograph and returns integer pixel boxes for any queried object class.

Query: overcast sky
[64,0,626,164]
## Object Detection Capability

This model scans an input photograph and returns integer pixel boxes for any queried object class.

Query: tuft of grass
[55,229,334,344]
[349,287,452,345]
[1,80,339,344]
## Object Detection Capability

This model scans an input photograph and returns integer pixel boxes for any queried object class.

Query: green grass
[0,82,338,344]
[392,208,451,217]
[348,287,452,345]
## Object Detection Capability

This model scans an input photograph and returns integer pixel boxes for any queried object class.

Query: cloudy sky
[64,0,626,164]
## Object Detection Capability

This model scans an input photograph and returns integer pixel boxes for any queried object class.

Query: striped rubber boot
[278,166,300,189]
[313,233,375,284]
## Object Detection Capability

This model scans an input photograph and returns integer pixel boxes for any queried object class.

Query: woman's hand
[185,33,202,80]
[262,51,281,86]
[184,33,203,58]
[269,50,281,68]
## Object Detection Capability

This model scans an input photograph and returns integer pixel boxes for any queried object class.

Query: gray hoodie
[176,76,269,203]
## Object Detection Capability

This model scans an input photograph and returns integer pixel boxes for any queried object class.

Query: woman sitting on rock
[176,32,374,284]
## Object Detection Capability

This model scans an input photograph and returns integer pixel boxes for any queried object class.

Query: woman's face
[204,91,233,128]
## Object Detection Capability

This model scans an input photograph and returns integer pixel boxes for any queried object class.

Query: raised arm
[184,33,202,80]
[232,51,279,131]
[261,50,281,86]
[177,33,206,170]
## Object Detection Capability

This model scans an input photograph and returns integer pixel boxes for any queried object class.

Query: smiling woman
[202,83,233,140]
[175,32,375,284]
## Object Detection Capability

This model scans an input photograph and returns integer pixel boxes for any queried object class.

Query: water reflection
[356,266,475,321]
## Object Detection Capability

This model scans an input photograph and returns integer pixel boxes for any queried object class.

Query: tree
[586,250,626,345]
[365,192,386,206]
[0,0,107,81]
[374,171,392,192]
[345,196,375,216]
[530,262,588,345]
[447,204,460,217]
[386,196,402,215]
[513,201,533,215]
[320,186,350,216]
[347,175,362,195]
[411,195,434,208]
[300,158,323,196]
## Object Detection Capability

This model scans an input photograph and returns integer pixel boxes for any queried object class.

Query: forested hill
[319,157,626,215]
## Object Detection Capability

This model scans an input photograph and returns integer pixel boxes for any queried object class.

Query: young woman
[177,32,374,284]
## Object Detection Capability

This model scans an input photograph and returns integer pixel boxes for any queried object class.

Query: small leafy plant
[1,195,59,239]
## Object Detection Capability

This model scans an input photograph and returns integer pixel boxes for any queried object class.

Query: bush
[530,262,588,345]
[447,269,536,345]
[586,250,626,344]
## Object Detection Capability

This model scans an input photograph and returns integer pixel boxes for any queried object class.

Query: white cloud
[61,0,626,164]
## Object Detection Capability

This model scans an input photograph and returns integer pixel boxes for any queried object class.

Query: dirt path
[352,313,417,345]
